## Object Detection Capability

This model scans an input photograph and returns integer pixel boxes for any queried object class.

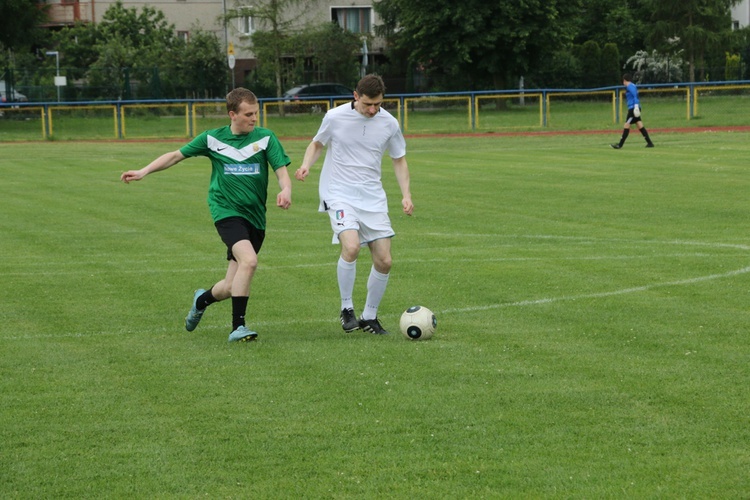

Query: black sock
[232,296,249,330]
[619,128,630,146]
[640,128,653,144]
[196,288,218,311]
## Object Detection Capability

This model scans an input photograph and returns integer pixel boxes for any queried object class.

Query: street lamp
[45,51,60,102]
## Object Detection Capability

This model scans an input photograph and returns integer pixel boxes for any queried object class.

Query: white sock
[338,257,356,310]
[362,266,389,320]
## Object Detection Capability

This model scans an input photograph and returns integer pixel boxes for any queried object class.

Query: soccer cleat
[610,144,621,149]
[359,317,390,335]
[646,143,655,148]
[185,288,206,332]
[228,325,258,342]
[340,308,359,332]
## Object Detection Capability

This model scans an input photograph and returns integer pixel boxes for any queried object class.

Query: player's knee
[374,254,392,273]
[236,255,258,273]
[341,242,360,261]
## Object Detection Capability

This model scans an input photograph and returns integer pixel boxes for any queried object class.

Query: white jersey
[314,102,406,212]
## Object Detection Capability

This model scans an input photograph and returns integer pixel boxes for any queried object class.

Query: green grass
[1,132,749,497]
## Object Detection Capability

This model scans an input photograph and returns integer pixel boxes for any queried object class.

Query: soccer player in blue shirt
[611,73,655,149]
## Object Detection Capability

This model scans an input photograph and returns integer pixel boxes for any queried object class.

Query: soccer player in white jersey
[121,88,292,342]
[295,74,414,335]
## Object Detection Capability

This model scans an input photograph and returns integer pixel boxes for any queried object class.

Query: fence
[2,81,750,141]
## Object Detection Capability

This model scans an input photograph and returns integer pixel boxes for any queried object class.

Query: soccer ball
[399,306,437,340]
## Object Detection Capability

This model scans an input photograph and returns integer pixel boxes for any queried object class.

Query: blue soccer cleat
[185,288,206,332]
[228,325,258,342]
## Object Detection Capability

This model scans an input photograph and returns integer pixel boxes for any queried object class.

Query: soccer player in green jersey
[121,88,292,342]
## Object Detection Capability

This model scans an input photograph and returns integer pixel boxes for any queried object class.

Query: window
[239,16,255,36]
[332,7,371,34]
[732,20,740,30]
[177,31,189,43]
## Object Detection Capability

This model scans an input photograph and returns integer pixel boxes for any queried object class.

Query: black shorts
[214,216,265,261]
[625,108,642,124]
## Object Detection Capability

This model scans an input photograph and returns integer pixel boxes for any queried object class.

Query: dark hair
[622,73,633,83]
[226,87,258,113]
[356,74,386,98]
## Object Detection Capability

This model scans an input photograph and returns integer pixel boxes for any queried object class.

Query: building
[732,0,750,29]
[40,0,382,87]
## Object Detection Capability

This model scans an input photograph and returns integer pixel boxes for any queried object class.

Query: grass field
[1,131,749,497]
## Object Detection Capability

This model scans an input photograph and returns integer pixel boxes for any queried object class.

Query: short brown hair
[356,74,386,99]
[226,87,258,113]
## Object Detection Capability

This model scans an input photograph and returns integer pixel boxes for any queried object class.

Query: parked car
[282,83,353,101]
[0,81,29,103]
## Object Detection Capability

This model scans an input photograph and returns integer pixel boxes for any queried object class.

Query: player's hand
[120,170,144,183]
[402,197,414,216]
[294,166,309,181]
[277,188,291,210]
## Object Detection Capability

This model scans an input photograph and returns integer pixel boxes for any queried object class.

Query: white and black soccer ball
[399,306,437,340]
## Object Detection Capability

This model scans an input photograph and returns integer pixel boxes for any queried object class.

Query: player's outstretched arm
[121,150,186,183]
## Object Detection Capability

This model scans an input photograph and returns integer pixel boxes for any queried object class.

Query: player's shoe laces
[228,325,258,342]
[610,143,622,149]
[340,308,359,332]
[359,317,390,335]
[185,288,206,332]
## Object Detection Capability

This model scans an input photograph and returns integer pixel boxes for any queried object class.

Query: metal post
[45,51,60,102]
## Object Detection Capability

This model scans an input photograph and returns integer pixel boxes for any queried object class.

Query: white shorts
[326,202,395,245]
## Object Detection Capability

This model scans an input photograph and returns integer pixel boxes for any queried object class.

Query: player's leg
[185,229,238,332]
[358,212,395,334]
[328,204,362,331]
[209,217,263,342]
[337,229,361,331]
[226,239,258,341]
[637,121,654,147]
[363,236,392,320]
[612,113,633,149]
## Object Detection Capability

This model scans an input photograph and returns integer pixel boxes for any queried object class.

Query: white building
[731,0,750,29]
[40,0,381,86]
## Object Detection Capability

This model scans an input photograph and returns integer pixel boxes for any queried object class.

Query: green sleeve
[179,131,209,158]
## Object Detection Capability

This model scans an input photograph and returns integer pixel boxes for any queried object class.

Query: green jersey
[180,126,290,230]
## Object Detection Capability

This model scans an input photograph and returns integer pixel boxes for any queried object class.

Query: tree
[173,27,228,98]
[300,23,360,86]
[574,0,646,60]
[580,41,603,87]
[374,0,584,91]
[226,0,308,98]
[51,22,102,82]
[0,0,47,50]
[625,49,684,83]
[601,43,622,85]
[644,0,740,81]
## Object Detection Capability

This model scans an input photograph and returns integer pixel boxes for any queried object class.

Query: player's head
[354,74,385,118]
[622,73,633,84]
[226,87,258,114]
[356,74,386,100]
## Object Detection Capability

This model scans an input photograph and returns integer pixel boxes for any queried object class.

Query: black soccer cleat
[610,143,622,149]
[359,317,390,335]
[340,308,359,332]
[646,143,655,148]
